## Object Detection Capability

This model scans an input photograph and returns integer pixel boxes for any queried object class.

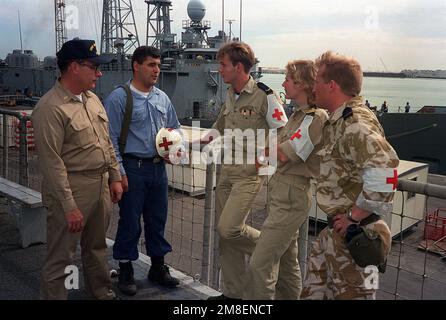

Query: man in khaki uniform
[208,42,287,300]
[301,51,399,300]
[244,60,328,300]
[32,39,123,300]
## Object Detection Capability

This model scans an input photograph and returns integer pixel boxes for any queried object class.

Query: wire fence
[1,106,446,299]
[378,179,446,299]
[305,172,446,300]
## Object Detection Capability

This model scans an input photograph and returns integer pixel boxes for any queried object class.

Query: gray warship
[0,0,258,128]
[378,106,446,175]
[1,0,445,175]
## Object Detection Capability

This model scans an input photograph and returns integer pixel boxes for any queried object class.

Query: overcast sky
[1,0,445,71]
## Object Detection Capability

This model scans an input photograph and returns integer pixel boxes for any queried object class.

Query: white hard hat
[155,127,184,159]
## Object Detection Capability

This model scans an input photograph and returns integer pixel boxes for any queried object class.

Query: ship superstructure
[0,0,257,126]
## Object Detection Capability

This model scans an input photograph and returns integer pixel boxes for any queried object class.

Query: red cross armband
[362,168,398,193]
[266,94,288,129]
[286,114,314,161]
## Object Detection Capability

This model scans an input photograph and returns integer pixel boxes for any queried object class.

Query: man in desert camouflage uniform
[301,51,399,300]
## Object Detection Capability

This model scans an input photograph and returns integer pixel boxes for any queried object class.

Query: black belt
[327,213,381,228]
[122,153,162,163]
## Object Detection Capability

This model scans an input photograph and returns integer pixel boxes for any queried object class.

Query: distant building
[5,50,40,69]
[260,67,285,74]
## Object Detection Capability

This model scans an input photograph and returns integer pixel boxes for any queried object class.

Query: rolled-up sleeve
[342,122,399,215]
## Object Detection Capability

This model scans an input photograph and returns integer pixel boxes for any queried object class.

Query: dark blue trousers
[113,157,172,261]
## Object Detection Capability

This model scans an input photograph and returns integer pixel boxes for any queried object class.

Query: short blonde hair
[285,60,317,106]
[315,51,362,96]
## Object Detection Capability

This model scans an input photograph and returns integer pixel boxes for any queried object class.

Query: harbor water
[261,74,446,113]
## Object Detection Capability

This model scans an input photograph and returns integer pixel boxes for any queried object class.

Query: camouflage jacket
[316,96,399,216]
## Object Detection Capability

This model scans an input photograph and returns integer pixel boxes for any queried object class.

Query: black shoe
[207,294,241,301]
[117,262,137,296]
[148,265,180,288]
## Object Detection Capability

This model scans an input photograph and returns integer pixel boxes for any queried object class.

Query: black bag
[345,224,387,273]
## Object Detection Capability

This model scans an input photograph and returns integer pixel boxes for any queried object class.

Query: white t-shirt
[130,83,150,97]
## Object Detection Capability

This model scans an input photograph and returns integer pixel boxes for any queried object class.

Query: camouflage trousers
[301,227,377,300]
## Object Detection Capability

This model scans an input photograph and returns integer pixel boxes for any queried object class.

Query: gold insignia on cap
[89,43,97,53]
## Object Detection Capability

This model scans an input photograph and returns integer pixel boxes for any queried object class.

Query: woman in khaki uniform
[243,60,328,300]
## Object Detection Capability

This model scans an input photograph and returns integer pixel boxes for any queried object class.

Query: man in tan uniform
[32,39,123,300]
[244,60,328,300]
[301,51,399,300]
[208,42,288,300]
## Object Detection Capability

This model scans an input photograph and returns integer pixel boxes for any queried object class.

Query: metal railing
[0,109,36,188]
[1,106,446,298]
[380,179,446,299]
[299,176,446,300]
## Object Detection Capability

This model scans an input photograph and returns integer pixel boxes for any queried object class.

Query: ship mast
[226,19,235,41]
[55,0,67,52]
[221,0,224,36]
[145,0,173,50]
[100,0,140,54]
[239,0,242,41]
[18,10,23,51]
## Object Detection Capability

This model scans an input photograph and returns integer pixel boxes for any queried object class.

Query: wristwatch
[347,210,360,224]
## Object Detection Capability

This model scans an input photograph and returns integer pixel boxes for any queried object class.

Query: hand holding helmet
[155,127,187,164]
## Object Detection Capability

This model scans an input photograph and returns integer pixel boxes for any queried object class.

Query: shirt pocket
[95,111,110,137]
[69,119,96,149]
[131,99,147,121]
[132,106,147,122]
[154,104,167,127]
[97,111,109,123]
[317,141,335,158]
[236,105,262,129]
[249,113,264,129]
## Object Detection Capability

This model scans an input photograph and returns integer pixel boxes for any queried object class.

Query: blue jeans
[113,157,172,261]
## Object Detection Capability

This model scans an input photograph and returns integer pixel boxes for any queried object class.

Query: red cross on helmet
[155,127,184,159]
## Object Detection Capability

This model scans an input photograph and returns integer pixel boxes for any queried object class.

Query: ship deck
[0,204,218,300]
[1,175,446,300]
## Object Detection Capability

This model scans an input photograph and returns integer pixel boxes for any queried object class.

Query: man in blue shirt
[104,46,180,296]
